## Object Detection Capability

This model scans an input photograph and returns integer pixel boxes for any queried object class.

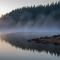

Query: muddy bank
[28,35,60,45]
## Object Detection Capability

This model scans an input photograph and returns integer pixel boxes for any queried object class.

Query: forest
[0,2,60,28]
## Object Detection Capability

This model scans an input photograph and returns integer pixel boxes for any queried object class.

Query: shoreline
[28,35,60,45]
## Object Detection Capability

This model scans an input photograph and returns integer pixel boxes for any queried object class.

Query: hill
[0,2,60,28]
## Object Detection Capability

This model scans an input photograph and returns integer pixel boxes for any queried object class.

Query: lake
[0,32,60,60]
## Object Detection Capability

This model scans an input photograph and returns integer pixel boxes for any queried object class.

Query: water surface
[0,32,60,60]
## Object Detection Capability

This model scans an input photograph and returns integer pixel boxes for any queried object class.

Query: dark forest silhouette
[0,2,60,28]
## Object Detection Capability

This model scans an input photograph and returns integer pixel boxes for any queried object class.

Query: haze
[0,0,60,37]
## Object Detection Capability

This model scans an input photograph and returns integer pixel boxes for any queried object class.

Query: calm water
[0,32,60,60]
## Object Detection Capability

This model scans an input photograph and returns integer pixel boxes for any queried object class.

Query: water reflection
[1,32,60,57]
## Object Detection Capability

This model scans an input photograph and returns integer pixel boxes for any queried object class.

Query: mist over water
[0,2,60,60]
[0,3,60,38]
[0,27,60,40]
[0,15,60,37]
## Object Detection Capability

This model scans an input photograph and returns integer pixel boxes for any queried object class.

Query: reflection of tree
[1,33,60,57]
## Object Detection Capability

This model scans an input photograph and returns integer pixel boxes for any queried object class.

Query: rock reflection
[1,33,60,57]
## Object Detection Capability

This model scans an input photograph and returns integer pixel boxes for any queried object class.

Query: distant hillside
[0,2,60,28]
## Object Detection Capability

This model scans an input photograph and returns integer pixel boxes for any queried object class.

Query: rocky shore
[28,35,60,45]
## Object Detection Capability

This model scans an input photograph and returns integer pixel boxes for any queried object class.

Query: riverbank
[28,35,60,45]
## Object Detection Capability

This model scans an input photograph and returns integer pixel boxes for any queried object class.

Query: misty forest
[0,1,60,49]
[1,1,60,60]
[0,2,60,29]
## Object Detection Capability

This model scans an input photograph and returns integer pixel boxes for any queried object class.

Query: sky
[0,0,59,17]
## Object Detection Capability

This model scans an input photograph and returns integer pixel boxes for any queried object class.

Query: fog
[0,4,60,38]
[0,14,60,38]
[0,27,60,39]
